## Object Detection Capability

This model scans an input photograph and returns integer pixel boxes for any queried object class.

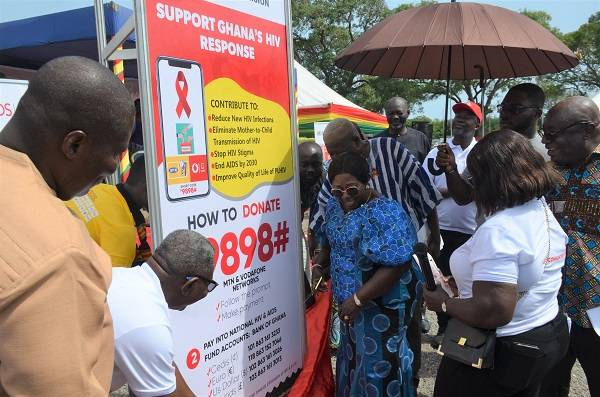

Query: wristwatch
[441,300,448,313]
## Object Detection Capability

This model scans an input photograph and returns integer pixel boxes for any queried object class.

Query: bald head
[298,141,322,158]
[542,96,600,166]
[14,56,134,145]
[0,56,135,200]
[385,97,410,133]
[323,118,359,145]
[385,96,409,110]
[323,118,365,158]
[299,141,323,189]
[550,96,600,123]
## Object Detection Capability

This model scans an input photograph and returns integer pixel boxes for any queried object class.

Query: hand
[435,144,457,173]
[339,295,361,325]
[423,287,450,313]
[428,234,441,260]
[445,276,459,297]
[311,266,327,292]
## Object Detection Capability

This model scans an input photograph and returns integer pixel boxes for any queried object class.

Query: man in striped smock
[310,118,442,389]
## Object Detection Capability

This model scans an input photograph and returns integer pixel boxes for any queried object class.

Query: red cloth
[288,287,335,397]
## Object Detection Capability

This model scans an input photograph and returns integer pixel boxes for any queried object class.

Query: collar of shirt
[0,144,56,196]
[447,137,477,153]
[140,262,164,294]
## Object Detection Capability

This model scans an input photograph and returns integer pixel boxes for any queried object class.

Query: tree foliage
[292,0,441,112]
[292,1,599,124]
[536,12,600,105]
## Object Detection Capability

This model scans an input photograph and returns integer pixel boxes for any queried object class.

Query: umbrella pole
[442,0,457,143]
[427,45,452,176]
[475,64,485,137]
[442,73,451,144]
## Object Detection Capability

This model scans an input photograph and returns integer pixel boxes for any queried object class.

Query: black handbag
[437,318,496,369]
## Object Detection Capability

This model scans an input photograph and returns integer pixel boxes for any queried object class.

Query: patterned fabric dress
[324,196,423,397]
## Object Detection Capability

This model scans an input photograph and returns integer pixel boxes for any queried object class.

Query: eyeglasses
[152,254,218,292]
[542,120,599,139]
[331,185,362,198]
[186,274,219,292]
[497,104,540,115]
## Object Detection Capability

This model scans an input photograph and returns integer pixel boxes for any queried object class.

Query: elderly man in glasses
[108,229,217,396]
[540,96,600,397]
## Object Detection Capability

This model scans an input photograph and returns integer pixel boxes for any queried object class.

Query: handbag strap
[518,199,551,301]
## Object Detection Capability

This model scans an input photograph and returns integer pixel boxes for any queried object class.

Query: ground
[110,308,590,396]
[413,310,590,397]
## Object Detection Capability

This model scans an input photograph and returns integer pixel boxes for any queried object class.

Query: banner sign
[313,121,331,161]
[0,79,28,132]
[136,1,304,396]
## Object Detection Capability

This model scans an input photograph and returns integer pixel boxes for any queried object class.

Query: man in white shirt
[435,83,549,206]
[108,230,217,396]
[424,101,479,346]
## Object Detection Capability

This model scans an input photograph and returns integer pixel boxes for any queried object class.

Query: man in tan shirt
[0,56,135,395]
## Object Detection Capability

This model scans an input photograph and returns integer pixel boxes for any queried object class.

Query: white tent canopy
[295,60,365,110]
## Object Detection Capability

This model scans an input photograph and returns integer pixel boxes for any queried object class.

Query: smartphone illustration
[156,57,210,201]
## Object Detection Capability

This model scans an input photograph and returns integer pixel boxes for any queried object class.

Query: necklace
[361,188,374,207]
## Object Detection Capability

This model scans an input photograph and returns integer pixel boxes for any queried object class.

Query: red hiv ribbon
[175,71,191,118]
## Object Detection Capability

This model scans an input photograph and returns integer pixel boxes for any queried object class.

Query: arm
[339,199,417,321]
[424,281,517,329]
[389,139,441,229]
[308,176,332,237]
[423,224,521,329]
[339,263,411,322]
[427,208,441,259]
[115,325,179,397]
[174,364,195,397]
[357,263,410,301]
[0,248,113,396]
[311,245,331,290]
[446,170,474,205]
[435,144,473,205]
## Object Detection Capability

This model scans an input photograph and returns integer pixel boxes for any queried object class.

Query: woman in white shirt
[424,130,569,397]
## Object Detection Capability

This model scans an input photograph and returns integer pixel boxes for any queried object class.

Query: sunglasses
[497,104,540,115]
[186,275,219,292]
[331,185,362,198]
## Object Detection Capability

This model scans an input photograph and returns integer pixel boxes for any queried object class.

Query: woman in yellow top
[66,155,149,267]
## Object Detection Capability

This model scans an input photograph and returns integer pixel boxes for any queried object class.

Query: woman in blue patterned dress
[323,152,423,397]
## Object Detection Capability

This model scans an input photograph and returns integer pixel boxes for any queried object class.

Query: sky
[1,0,598,118]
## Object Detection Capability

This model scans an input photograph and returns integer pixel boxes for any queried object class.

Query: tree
[292,2,593,125]
[292,0,439,113]
[537,12,600,103]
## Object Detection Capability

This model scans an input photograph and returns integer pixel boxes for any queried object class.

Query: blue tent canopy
[0,2,137,75]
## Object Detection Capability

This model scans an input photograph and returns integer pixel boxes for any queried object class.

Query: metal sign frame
[95,1,307,393]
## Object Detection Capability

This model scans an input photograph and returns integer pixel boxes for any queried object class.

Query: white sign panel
[0,79,28,132]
